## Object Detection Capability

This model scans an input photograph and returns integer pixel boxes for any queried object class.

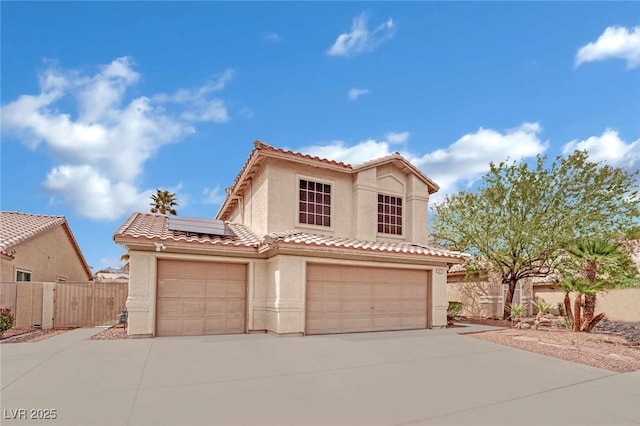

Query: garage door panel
[180,319,204,335]
[157,280,182,297]
[225,317,245,333]
[182,300,205,316]
[325,283,342,298]
[343,284,358,298]
[157,299,182,317]
[306,264,428,335]
[225,300,245,315]
[227,282,246,298]
[182,281,206,297]
[156,260,246,337]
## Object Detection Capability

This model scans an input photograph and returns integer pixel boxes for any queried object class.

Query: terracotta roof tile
[113,213,263,248]
[217,141,440,220]
[0,211,92,277]
[268,230,467,260]
[1,212,67,257]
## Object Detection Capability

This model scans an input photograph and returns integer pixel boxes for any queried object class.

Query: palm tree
[120,253,130,272]
[567,238,618,331]
[150,189,178,215]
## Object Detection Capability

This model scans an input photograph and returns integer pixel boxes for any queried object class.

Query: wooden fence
[0,281,128,328]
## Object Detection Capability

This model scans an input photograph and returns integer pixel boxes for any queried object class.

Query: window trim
[376,193,404,237]
[16,269,32,282]
[295,175,335,231]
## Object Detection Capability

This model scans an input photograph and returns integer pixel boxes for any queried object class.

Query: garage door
[306,264,429,335]
[156,260,246,337]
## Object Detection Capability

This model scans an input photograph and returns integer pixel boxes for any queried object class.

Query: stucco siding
[3,226,91,282]
[265,159,354,237]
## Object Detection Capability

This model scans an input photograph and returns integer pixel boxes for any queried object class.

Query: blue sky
[2,2,639,271]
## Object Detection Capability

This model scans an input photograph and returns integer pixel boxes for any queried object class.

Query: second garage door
[156,260,246,337]
[306,264,429,335]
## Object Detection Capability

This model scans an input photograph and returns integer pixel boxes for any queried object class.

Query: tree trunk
[502,278,517,320]
[585,312,606,333]
[581,294,597,331]
[563,292,573,328]
[573,294,582,332]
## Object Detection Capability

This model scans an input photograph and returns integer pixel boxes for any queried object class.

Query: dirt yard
[464,319,640,373]
[0,328,75,343]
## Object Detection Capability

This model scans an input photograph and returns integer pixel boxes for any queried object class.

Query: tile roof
[113,213,263,248]
[0,211,92,276]
[267,230,468,260]
[114,214,466,261]
[0,212,67,257]
[217,141,440,220]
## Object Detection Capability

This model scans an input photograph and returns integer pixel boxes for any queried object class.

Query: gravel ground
[468,328,640,372]
[594,320,640,343]
[90,326,129,340]
[0,328,74,343]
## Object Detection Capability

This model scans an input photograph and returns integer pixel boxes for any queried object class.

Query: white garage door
[156,260,246,337]
[306,264,429,335]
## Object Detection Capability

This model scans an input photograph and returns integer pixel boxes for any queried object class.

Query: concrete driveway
[1,326,638,426]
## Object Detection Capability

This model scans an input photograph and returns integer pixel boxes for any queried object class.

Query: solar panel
[167,217,236,237]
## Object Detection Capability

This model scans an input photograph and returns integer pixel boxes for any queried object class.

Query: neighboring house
[114,141,467,338]
[0,211,93,282]
[447,263,536,318]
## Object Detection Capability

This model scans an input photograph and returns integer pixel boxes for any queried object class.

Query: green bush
[0,308,15,338]
[447,301,463,320]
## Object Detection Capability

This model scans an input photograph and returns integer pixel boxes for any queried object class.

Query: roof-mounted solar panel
[167,217,236,237]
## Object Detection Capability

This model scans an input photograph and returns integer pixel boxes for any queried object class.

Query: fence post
[41,282,56,329]
[90,282,95,327]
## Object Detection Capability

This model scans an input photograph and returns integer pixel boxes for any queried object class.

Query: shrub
[447,301,463,321]
[0,308,15,338]
[532,298,552,319]
[508,303,527,324]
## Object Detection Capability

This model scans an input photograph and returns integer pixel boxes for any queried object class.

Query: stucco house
[0,211,93,283]
[114,141,467,338]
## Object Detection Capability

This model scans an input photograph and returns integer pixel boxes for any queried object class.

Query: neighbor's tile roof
[0,211,68,257]
[0,211,92,276]
[267,230,467,260]
[113,213,263,248]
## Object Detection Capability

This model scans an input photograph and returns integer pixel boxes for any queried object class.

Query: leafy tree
[150,189,178,215]
[432,150,639,319]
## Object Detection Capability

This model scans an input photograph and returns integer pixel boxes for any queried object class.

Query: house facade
[115,141,466,338]
[0,212,93,283]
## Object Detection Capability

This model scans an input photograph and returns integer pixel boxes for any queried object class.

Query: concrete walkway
[1,326,638,425]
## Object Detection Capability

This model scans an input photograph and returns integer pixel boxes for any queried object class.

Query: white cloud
[301,123,548,200]
[43,165,153,220]
[303,139,393,165]
[153,68,233,122]
[385,131,409,144]
[263,32,283,43]
[1,57,232,221]
[327,13,395,57]
[575,26,640,69]
[203,186,225,205]
[563,129,639,168]
[347,87,370,100]
[414,123,547,197]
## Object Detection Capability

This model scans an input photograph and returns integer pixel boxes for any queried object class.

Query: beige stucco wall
[222,158,429,243]
[0,226,91,283]
[264,158,354,237]
[534,288,640,322]
[223,158,433,244]
[447,276,536,318]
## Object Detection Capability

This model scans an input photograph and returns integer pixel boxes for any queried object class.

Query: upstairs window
[378,194,402,235]
[299,179,331,227]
